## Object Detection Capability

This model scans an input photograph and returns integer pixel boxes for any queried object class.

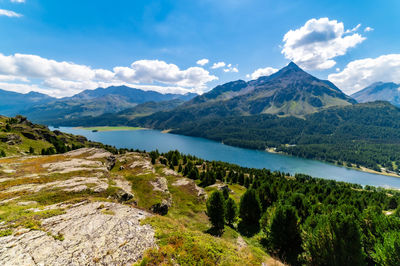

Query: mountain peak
[286,61,301,69]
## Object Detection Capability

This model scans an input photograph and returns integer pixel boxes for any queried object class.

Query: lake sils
[54,127,400,189]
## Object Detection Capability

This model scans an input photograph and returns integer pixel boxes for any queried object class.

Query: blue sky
[0,0,400,97]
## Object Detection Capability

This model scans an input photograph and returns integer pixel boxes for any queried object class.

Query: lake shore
[75,126,145,132]
[265,147,400,178]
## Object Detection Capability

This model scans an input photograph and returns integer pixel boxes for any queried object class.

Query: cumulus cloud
[114,59,217,88]
[196,58,209,66]
[223,64,239,73]
[328,54,400,95]
[11,0,25,3]
[281,18,365,70]
[211,62,226,69]
[0,9,22,17]
[364,27,374,32]
[247,67,278,80]
[0,53,218,97]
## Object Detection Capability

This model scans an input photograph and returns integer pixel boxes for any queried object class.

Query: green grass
[127,173,166,209]
[0,204,66,231]
[76,126,144,131]
[0,133,53,156]
[138,216,266,266]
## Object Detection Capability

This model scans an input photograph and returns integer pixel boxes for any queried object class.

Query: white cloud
[196,58,209,66]
[247,67,278,80]
[0,75,29,82]
[0,9,22,17]
[345,23,361,33]
[0,53,96,81]
[281,18,365,70]
[0,53,218,97]
[328,54,400,95]
[211,62,226,69]
[11,0,25,3]
[223,65,239,73]
[114,59,217,88]
[364,26,374,32]
[0,82,44,95]
[223,67,238,73]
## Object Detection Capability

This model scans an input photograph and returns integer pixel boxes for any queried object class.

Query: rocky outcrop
[150,176,169,193]
[0,133,22,145]
[150,200,170,215]
[0,202,155,265]
[173,177,207,199]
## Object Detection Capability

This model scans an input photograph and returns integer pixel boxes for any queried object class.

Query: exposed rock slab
[150,176,169,193]
[173,177,207,199]
[0,202,155,265]
[3,176,108,194]
[42,158,107,174]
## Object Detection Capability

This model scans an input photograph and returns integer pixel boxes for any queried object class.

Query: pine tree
[206,191,226,233]
[239,189,261,233]
[269,205,302,265]
[225,197,237,225]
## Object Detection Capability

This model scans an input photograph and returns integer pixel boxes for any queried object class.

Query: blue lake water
[53,127,400,189]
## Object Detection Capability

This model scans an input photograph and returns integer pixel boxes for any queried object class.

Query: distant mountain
[44,99,186,127]
[21,86,197,125]
[71,85,197,102]
[135,62,356,128]
[351,82,400,106]
[0,89,55,116]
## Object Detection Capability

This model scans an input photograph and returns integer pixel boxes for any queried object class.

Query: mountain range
[0,85,197,125]
[351,82,400,106]
[3,63,400,129]
[135,62,356,129]
[0,90,54,117]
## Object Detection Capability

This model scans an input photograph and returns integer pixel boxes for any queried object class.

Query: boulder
[150,200,169,215]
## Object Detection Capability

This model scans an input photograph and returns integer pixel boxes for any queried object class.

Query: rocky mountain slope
[135,62,356,129]
[352,82,400,106]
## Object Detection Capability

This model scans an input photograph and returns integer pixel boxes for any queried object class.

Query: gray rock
[0,202,156,265]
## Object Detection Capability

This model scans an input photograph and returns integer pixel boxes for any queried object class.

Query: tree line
[151,149,400,265]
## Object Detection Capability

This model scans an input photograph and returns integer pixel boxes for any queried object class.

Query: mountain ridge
[351,82,400,106]
[135,62,356,129]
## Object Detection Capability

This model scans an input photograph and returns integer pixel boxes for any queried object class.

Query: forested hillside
[147,102,400,173]
[150,149,400,265]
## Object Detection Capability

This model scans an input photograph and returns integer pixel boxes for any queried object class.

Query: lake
[53,127,400,189]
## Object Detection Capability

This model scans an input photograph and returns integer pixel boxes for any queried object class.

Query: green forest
[152,149,400,265]
[158,102,400,173]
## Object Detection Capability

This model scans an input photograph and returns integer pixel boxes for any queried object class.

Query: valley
[56,126,400,188]
[0,117,399,265]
